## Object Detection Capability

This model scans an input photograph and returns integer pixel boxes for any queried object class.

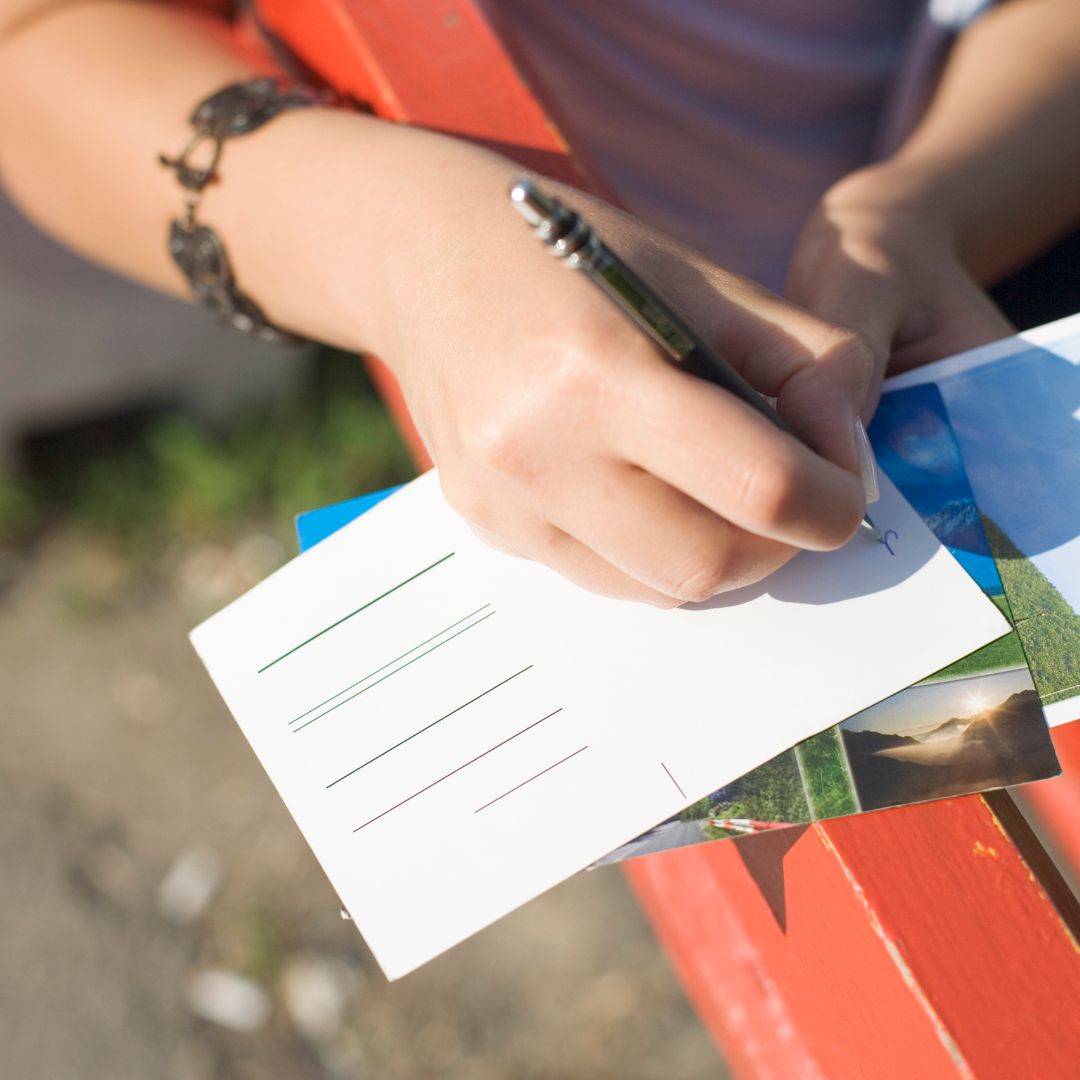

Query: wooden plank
[253,0,605,187]
[247,2,1080,1073]
[1018,719,1080,885]
[626,792,1080,1079]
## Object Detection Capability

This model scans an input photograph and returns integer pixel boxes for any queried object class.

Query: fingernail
[853,417,880,503]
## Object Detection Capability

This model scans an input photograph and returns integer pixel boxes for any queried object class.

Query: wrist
[198,107,459,359]
[363,132,531,377]
[816,161,960,262]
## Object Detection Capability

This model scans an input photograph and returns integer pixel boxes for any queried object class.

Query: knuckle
[550,338,610,403]
[732,455,800,528]
[831,329,881,398]
[529,520,567,555]
[538,313,619,403]
[463,420,529,478]
[668,555,732,604]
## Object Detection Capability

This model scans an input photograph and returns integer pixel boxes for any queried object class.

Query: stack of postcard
[601,377,1061,862]
[600,314,1080,861]
[193,316,1079,978]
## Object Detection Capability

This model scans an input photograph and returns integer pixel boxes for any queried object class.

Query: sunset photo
[841,666,1058,811]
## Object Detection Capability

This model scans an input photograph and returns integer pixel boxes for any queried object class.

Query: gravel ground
[0,532,726,1080]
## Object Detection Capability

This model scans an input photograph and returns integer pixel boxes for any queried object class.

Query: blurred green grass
[0,349,416,558]
[793,727,859,819]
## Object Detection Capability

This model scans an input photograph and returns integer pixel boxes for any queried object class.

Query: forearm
[0,2,260,297]
[0,1,523,357]
[834,0,1080,284]
[0,2,882,600]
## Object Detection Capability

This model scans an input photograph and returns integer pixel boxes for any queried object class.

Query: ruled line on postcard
[291,605,493,724]
[257,552,455,674]
[327,666,534,788]
[474,746,589,813]
[660,762,687,800]
[293,609,497,732]
[352,707,563,832]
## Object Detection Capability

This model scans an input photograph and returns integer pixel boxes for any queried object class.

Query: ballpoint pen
[509,177,881,540]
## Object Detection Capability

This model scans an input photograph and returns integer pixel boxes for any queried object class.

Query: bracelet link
[158,132,224,195]
[166,218,291,344]
[159,77,328,344]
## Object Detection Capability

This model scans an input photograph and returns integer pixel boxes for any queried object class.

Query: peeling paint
[971,840,999,859]
[815,826,976,1080]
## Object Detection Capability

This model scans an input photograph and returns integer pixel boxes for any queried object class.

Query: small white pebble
[280,953,354,1042]
[186,969,272,1033]
[157,847,222,925]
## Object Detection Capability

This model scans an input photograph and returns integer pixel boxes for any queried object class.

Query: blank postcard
[191,470,1008,978]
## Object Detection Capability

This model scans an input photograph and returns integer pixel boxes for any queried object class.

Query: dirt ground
[0,529,727,1080]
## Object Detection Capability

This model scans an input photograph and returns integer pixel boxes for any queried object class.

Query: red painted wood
[626,794,1080,1080]
[1020,719,1080,882]
[254,0,608,190]
[364,354,431,470]
[248,3,1080,1074]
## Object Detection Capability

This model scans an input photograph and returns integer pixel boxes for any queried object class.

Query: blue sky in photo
[871,382,1003,595]
[935,344,1080,614]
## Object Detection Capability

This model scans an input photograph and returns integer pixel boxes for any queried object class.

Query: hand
[366,133,870,605]
[786,165,1015,411]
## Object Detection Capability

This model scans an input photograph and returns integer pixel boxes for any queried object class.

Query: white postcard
[191,470,1007,978]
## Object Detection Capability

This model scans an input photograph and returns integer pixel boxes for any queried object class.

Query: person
[1,0,1077,606]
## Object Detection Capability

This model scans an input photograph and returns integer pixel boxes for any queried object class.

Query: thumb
[781,256,906,500]
[772,327,886,505]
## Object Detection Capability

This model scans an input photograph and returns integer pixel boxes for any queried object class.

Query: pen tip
[861,516,882,542]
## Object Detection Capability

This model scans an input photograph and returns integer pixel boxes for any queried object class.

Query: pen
[509,177,881,540]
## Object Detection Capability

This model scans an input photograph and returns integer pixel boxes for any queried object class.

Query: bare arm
[788,0,1080,374]
[898,0,1080,284]
[0,0,409,350]
[0,1,876,604]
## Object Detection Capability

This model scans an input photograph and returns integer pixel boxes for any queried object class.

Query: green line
[290,605,491,724]
[474,745,589,813]
[257,553,455,673]
[353,706,560,831]
[294,611,497,732]
[328,665,535,788]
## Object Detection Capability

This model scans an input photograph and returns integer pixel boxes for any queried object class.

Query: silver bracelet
[158,78,329,344]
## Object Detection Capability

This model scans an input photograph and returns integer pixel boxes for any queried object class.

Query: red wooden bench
[252,3,1080,1073]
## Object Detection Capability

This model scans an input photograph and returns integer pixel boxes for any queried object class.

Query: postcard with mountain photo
[885,324,1080,730]
[293,385,1060,866]
[596,382,1059,864]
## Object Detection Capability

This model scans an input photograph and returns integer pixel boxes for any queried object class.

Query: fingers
[605,356,867,550]
[664,272,878,408]
[446,460,796,605]
[544,462,796,601]
[592,227,884,433]
[724,288,889,478]
[443,468,680,605]
[658,274,886,479]
[467,516,680,607]
[769,328,880,486]
[786,239,905,368]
